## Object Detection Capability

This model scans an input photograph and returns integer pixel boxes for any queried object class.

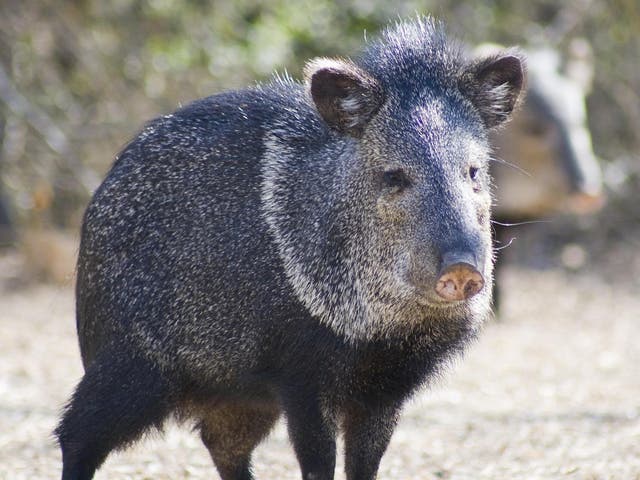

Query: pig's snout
[435,252,484,302]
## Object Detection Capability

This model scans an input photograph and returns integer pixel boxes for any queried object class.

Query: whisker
[490,156,531,178]
[494,237,517,251]
[490,219,552,227]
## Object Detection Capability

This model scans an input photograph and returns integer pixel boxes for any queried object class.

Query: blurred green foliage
[0,0,638,229]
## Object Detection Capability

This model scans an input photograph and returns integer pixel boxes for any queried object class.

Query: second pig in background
[484,41,604,311]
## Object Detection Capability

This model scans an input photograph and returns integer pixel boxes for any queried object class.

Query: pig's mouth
[413,288,472,309]
[409,285,492,326]
[416,292,463,307]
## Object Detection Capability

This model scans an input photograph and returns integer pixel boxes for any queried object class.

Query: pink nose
[435,262,484,302]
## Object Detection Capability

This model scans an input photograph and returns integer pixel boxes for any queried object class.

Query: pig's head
[263,18,525,342]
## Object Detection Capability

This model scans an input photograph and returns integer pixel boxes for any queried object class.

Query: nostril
[435,262,484,302]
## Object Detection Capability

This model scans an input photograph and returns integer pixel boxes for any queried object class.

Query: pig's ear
[461,52,526,129]
[305,58,384,137]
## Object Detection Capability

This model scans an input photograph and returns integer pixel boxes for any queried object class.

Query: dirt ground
[0,239,639,480]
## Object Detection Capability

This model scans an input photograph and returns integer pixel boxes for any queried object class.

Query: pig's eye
[468,166,482,192]
[382,169,411,192]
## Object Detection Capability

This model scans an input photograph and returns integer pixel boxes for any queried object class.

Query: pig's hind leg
[198,400,280,480]
[55,343,173,480]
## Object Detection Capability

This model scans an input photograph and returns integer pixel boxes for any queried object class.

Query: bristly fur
[56,16,525,480]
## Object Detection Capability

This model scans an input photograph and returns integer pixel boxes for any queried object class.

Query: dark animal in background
[485,44,603,309]
[56,18,525,480]
[0,193,14,247]
[0,117,16,248]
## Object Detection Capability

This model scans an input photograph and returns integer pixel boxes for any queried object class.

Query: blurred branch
[0,63,98,194]
[0,63,68,155]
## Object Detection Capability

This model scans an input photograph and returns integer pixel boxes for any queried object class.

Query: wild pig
[56,18,525,480]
